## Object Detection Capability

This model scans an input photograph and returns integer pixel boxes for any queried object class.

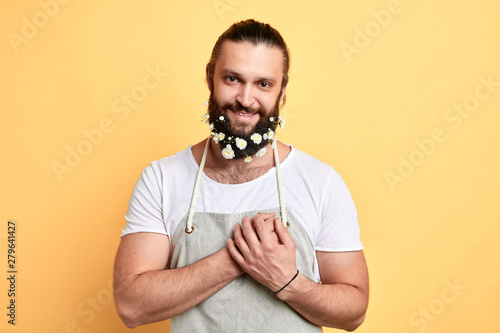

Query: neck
[204,138,275,184]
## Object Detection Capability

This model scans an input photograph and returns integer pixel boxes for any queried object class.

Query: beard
[207,90,281,160]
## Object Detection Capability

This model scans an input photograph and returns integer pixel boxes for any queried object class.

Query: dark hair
[207,19,290,97]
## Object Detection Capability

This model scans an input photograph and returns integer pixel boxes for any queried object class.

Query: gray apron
[169,139,322,332]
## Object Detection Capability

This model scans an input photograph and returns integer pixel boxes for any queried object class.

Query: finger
[256,212,276,220]
[263,214,278,227]
[227,238,245,265]
[268,229,279,244]
[254,216,277,245]
[242,215,262,248]
[274,218,294,247]
[251,212,276,233]
[233,222,251,256]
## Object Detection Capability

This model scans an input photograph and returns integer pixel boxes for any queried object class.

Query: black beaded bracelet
[274,270,300,295]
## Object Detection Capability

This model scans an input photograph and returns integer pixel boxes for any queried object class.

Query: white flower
[209,123,214,130]
[256,147,267,157]
[213,135,220,144]
[267,129,274,140]
[222,144,234,159]
[244,156,252,163]
[218,132,225,140]
[235,137,247,150]
[279,118,285,129]
[278,116,282,120]
[270,117,274,122]
[204,101,208,106]
[219,116,224,121]
[251,133,262,145]
[263,133,268,140]
[201,113,210,123]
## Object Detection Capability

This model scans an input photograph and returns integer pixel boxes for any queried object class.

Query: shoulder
[283,146,352,197]
[152,146,193,169]
[139,146,196,184]
[285,146,337,177]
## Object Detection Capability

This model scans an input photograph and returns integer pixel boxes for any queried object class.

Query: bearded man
[114,19,369,332]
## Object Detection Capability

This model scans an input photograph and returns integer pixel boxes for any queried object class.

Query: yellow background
[1,0,499,332]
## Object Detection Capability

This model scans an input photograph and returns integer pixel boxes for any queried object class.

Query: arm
[277,250,369,331]
[114,232,244,328]
[227,216,369,331]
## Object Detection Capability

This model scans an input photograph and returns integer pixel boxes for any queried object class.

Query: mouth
[229,108,257,120]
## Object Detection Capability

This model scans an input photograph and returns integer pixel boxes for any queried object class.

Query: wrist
[220,247,245,278]
[275,272,310,301]
[274,270,300,297]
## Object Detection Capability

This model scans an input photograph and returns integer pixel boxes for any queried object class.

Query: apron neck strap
[185,138,287,234]
[273,140,287,227]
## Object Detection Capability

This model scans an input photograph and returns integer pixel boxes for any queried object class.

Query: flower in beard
[279,117,285,129]
[212,132,220,144]
[251,133,262,145]
[222,144,235,159]
[267,115,285,130]
[256,147,267,157]
[201,113,210,123]
[207,89,280,160]
[267,129,274,140]
[235,138,247,150]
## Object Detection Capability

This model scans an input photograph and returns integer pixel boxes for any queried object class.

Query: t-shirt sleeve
[315,168,363,252]
[120,163,167,238]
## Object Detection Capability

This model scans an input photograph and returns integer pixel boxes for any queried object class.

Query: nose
[235,84,255,108]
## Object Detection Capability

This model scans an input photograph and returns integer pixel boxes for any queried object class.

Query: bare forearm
[114,248,243,328]
[276,274,368,331]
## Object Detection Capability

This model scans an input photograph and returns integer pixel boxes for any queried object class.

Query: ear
[206,64,213,92]
[279,83,288,104]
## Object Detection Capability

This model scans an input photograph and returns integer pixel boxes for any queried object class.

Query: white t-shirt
[122,144,363,280]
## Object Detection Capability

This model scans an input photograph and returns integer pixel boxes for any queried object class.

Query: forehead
[215,40,284,81]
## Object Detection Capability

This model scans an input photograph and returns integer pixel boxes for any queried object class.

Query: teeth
[236,111,253,117]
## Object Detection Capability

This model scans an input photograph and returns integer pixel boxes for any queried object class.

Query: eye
[226,76,238,83]
[259,82,271,88]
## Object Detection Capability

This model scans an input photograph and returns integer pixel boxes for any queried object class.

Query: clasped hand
[227,212,297,292]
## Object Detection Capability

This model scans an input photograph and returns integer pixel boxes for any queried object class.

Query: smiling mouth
[230,108,257,119]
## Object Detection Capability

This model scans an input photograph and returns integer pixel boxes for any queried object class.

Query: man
[114,19,369,332]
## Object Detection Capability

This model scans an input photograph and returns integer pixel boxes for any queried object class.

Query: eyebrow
[220,68,277,84]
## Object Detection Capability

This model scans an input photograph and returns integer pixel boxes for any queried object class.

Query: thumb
[274,218,294,246]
